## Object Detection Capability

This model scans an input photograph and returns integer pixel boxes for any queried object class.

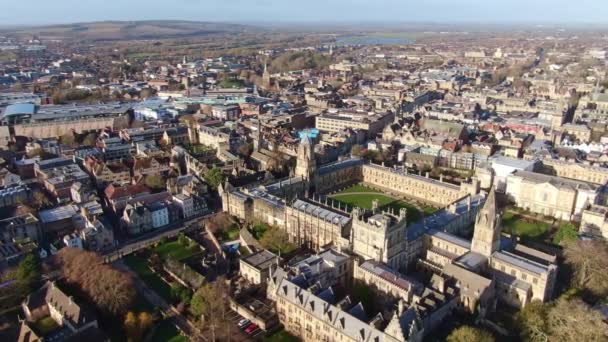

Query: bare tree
[547,298,606,342]
[563,240,608,297]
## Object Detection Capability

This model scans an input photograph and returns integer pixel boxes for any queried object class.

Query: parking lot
[226,310,264,341]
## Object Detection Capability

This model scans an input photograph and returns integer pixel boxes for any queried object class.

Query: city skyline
[1,0,608,26]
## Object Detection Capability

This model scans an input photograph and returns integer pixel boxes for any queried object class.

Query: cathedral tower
[471,187,501,257]
[295,135,316,181]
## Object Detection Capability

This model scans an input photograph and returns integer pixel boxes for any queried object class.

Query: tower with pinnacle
[471,188,501,257]
[262,62,271,89]
[295,135,316,181]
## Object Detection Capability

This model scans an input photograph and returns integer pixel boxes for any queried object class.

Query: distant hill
[0,20,259,41]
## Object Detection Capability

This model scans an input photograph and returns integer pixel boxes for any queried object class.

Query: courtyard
[329,184,438,223]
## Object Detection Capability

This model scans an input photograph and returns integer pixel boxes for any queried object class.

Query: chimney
[398,300,404,315]
[439,174,444,182]
[425,172,430,178]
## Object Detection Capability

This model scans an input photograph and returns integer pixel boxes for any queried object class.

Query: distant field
[3,20,254,41]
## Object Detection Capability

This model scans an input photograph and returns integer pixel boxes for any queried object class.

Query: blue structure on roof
[298,129,320,140]
[2,103,35,118]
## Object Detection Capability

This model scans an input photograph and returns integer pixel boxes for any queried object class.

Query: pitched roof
[23,282,96,329]
[105,183,150,200]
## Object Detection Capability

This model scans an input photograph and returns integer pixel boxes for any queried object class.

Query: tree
[237,142,252,157]
[190,279,232,342]
[563,240,608,297]
[547,298,606,342]
[124,311,141,341]
[32,191,51,210]
[447,326,494,342]
[124,311,154,342]
[16,254,41,292]
[204,167,225,190]
[515,300,549,342]
[351,145,363,157]
[59,132,76,147]
[144,175,166,190]
[552,223,578,246]
[206,212,234,234]
[140,88,155,99]
[259,226,295,254]
[82,132,98,146]
[58,248,136,315]
[138,312,154,336]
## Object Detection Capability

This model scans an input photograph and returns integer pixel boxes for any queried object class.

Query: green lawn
[331,193,422,223]
[337,184,382,194]
[151,319,188,342]
[502,211,551,240]
[124,255,173,302]
[153,241,197,261]
[33,316,58,335]
[263,329,301,342]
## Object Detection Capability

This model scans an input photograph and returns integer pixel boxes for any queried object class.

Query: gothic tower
[295,135,316,181]
[471,187,501,257]
[262,62,271,89]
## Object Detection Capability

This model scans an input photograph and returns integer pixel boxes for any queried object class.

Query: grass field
[153,241,197,261]
[124,255,173,302]
[331,193,422,223]
[502,211,551,241]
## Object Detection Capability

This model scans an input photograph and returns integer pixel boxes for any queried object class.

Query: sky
[1,0,607,26]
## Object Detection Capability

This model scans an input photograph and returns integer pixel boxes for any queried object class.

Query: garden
[124,234,205,304]
[330,191,427,223]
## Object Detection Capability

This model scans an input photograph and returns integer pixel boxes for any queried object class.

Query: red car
[245,323,258,334]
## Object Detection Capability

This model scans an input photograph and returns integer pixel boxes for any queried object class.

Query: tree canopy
[447,326,494,342]
[16,254,41,292]
[58,248,136,315]
[204,167,225,190]
[563,239,608,297]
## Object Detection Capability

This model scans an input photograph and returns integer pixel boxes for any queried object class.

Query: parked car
[238,319,250,328]
[245,324,258,334]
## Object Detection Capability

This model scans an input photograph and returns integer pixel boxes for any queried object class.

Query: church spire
[471,187,501,257]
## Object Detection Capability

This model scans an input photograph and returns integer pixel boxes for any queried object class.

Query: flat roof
[39,205,78,223]
[241,249,277,270]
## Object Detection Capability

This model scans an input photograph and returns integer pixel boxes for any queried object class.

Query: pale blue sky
[1,0,606,26]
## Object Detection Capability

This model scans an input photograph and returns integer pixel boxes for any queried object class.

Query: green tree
[204,167,225,190]
[16,254,41,292]
[515,300,549,342]
[447,326,494,342]
[144,175,166,190]
[259,226,296,254]
[552,223,578,245]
